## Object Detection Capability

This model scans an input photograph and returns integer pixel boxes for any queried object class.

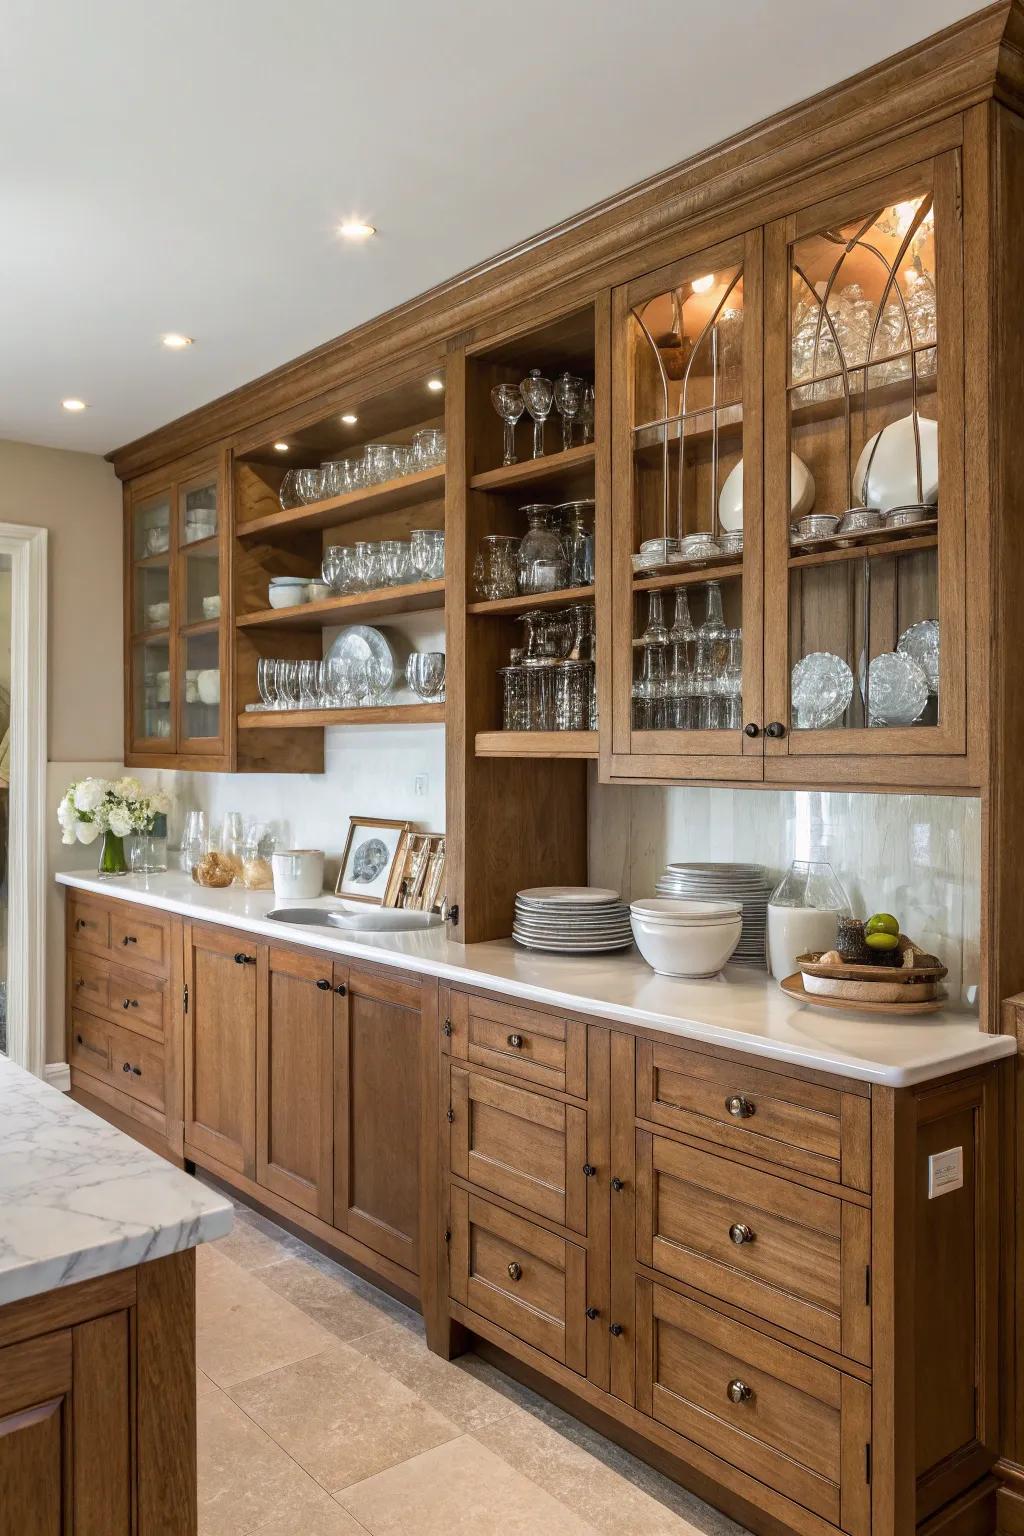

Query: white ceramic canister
[271,849,325,899]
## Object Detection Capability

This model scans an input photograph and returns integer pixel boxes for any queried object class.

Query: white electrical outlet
[928,1146,963,1198]
[414,774,429,797]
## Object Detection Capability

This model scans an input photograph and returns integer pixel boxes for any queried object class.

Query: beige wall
[0,441,123,1062]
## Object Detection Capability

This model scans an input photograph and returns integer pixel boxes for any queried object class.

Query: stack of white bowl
[656,862,769,968]
[630,897,743,978]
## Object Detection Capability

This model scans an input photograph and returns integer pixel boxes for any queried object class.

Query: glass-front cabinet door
[126,457,227,766]
[609,231,764,780]
[763,154,965,769]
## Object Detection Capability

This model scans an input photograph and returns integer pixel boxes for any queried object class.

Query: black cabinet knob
[610,1177,625,1192]
[122,1062,131,1073]
[506,1033,524,1049]
[609,1323,624,1337]
[316,978,331,991]
[121,935,137,946]
[585,1306,600,1320]
[743,723,759,738]
[335,983,347,996]
[234,952,255,965]
[765,721,786,739]
[582,1163,597,1178]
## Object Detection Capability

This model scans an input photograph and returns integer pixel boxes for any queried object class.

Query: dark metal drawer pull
[610,1177,625,1192]
[727,1379,753,1404]
[122,1062,131,1073]
[506,1033,524,1049]
[725,1094,755,1119]
[609,1323,624,1337]
[316,978,331,991]
[122,998,138,1010]
[582,1163,597,1178]
[121,935,138,946]
[234,952,255,965]
[729,1223,755,1245]
[131,1065,142,1077]
[585,1306,600,1320]
[506,1262,522,1283]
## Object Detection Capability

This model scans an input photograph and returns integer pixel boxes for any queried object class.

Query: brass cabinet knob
[507,1261,523,1283]
[507,1033,524,1049]
[729,1223,755,1245]
[727,1379,753,1404]
[724,1094,755,1119]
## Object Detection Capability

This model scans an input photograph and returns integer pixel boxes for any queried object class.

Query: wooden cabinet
[183,922,257,1176]
[256,943,334,1220]
[125,452,230,770]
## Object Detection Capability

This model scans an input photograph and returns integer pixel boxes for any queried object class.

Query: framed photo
[336,817,410,904]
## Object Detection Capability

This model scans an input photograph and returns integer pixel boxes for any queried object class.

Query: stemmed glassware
[578,385,595,444]
[491,384,525,466]
[520,370,554,458]
[554,373,583,451]
[410,529,445,580]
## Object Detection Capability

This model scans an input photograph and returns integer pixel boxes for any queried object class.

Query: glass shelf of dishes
[278,430,446,509]
[247,649,445,713]
[632,582,742,731]
[473,501,593,601]
[497,604,596,732]
[491,370,594,465]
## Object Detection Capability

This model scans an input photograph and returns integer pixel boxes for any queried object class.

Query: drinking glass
[322,657,346,706]
[517,505,566,594]
[640,590,669,645]
[294,467,323,504]
[346,659,369,705]
[322,545,347,593]
[298,659,320,709]
[366,656,391,702]
[491,383,525,466]
[380,539,412,586]
[363,443,393,485]
[723,629,744,730]
[256,656,278,710]
[220,811,245,860]
[390,444,414,478]
[277,660,300,709]
[633,644,667,730]
[554,373,584,451]
[410,528,444,580]
[473,534,518,600]
[321,456,362,497]
[552,661,589,730]
[278,470,303,510]
[578,384,595,444]
[565,603,596,662]
[412,429,445,469]
[520,370,554,458]
[500,665,529,729]
[562,499,595,586]
[406,652,446,701]
[181,810,208,872]
[242,821,274,861]
[352,541,382,591]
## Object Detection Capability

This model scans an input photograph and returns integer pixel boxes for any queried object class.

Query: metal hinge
[865,1443,872,1485]
[442,1018,452,1037]
[446,1107,455,1123]
[183,983,189,1015]
[865,1265,871,1307]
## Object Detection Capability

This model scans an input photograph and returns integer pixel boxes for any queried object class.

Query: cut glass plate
[791,651,854,730]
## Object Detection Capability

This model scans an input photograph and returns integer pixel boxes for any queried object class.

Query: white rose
[76,821,100,845]
[62,829,76,845]
[57,799,76,830]
[74,779,105,814]
[117,777,143,801]
[108,808,133,838]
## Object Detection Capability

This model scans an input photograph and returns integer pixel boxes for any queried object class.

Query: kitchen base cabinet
[183,922,258,1177]
[257,943,334,1220]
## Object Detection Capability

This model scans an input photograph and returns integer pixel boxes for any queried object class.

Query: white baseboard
[44,1061,70,1092]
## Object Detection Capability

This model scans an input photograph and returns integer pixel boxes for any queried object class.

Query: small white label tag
[928,1146,963,1198]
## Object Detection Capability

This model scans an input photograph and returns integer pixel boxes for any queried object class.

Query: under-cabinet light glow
[341,413,358,425]
[691,274,715,294]
[161,333,194,349]
[426,377,444,392]
[273,442,289,452]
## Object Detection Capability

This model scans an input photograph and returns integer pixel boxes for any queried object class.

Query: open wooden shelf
[475,730,598,759]
[467,585,595,616]
[469,442,595,497]
[633,560,743,592]
[237,579,446,631]
[788,531,938,570]
[238,702,445,730]
[236,465,445,540]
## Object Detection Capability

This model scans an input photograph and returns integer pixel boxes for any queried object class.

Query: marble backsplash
[587,774,981,1007]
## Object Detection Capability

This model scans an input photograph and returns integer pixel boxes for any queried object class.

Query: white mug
[271,849,324,899]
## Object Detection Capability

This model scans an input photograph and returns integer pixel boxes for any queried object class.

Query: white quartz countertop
[57,870,1016,1089]
[0,1053,232,1307]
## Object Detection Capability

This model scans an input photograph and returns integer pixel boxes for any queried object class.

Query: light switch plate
[928,1146,963,1198]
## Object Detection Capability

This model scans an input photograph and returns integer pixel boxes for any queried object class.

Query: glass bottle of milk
[767,860,851,981]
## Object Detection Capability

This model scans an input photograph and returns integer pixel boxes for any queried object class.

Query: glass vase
[98,830,128,877]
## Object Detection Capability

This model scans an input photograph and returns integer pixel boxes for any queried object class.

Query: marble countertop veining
[0,1054,232,1307]
[56,870,1016,1089]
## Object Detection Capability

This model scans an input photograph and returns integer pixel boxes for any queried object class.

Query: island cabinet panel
[333,962,424,1274]
[183,921,258,1177]
[256,944,334,1221]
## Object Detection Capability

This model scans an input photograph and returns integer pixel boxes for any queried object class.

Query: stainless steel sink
[267,907,442,933]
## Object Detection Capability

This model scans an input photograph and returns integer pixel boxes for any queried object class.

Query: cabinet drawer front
[450,1066,587,1233]
[109,907,169,973]
[450,990,586,1097]
[68,952,110,1013]
[68,898,110,955]
[105,967,167,1040]
[71,1012,115,1082]
[637,1134,870,1361]
[637,1039,867,1187]
[108,1019,166,1113]
[449,1188,587,1373]
[638,1282,869,1534]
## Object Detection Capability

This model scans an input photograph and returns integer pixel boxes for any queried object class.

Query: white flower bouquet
[58,776,172,874]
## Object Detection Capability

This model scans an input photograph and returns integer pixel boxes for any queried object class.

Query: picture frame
[335,817,410,904]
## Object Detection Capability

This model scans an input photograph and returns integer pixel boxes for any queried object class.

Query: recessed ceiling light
[273,441,290,452]
[161,333,194,349]
[426,377,444,393]
[341,412,358,425]
[691,274,715,294]
[61,398,87,412]
[339,220,376,241]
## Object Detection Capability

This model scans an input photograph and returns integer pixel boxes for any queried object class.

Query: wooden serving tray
[796,950,948,982]
[781,973,946,1016]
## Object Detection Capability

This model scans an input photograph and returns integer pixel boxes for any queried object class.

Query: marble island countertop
[57,869,1016,1089]
[0,1053,232,1307]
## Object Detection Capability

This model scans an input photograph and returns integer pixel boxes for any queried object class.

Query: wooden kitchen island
[0,1054,231,1535]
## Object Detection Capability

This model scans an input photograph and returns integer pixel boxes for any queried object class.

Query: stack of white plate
[513,887,633,953]
[656,862,769,968]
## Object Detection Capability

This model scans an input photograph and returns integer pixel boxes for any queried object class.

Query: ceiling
[1,0,981,457]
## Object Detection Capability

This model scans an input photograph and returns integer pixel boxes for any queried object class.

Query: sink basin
[267,907,442,933]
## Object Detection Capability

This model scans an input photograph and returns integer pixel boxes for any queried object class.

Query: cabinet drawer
[68,897,110,955]
[71,1010,166,1114]
[449,1188,587,1373]
[449,990,586,1097]
[637,1281,869,1535]
[71,1012,115,1079]
[109,908,169,974]
[636,1039,869,1189]
[449,1066,588,1233]
[68,951,110,1013]
[105,966,167,1040]
[636,1133,870,1363]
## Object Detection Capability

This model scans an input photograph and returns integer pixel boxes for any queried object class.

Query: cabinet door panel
[334,964,421,1273]
[257,945,334,1220]
[184,922,257,1175]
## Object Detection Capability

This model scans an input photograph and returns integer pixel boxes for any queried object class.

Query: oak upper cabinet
[183,922,257,1177]
[608,231,765,782]
[762,151,966,785]
[256,944,334,1221]
[333,961,425,1276]
[125,451,230,770]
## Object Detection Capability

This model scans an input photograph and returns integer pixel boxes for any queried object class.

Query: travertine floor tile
[228,1340,460,1492]
[197,1379,364,1536]
[208,1196,303,1271]
[257,1252,411,1342]
[337,1434,598,1535]
[197,1244,335,1389]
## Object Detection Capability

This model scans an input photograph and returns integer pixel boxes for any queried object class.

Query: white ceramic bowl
[630,912,742,977]
[268,583,309,609]
[202,595,221,619]
[146,601,170,626]
[630,897,742,924]
[718,452,815,531]
[272,849,325,899]
[197,668,220,705]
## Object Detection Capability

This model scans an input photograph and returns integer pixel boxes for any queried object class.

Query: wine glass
[554,372,583,452]
[347,659,370,706]
[578,384,595,444]
[406,652,446,701]
[491,383,525,467]
[520,370,554,458]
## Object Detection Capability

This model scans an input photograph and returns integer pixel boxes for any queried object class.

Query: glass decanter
[517,504,567,594]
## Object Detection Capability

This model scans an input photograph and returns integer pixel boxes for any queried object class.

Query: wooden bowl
[781,973,946,1016]
[796,950,947,983]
